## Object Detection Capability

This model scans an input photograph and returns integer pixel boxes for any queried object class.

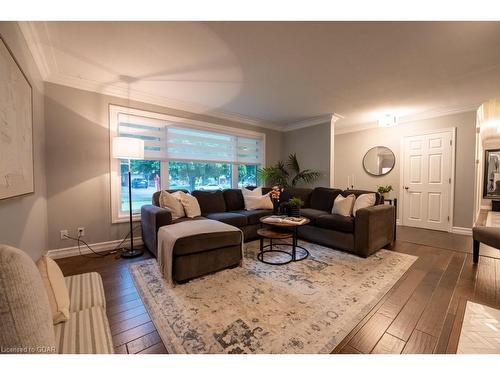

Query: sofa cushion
[223,189,245,211]
[343,189,382,205]
[54,306,114,354]
[231,209,273,224]
[159,191,185,220]
[204,212,247,227]
[310,187,342,212]
[65,272,106,312]
[173,231,243,256]
[0,245,56,353]
[300,208,330,224]
[153,189,188,206]
[316,214,355,233]
[36,255,71,324]
[192,190,227,214]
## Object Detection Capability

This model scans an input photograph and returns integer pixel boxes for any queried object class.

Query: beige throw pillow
[332,194,356,217]
[353,193,376,216]
[36,255,70,324]
[175,191,201,218]
[245,193,274,210]
[242,187,264,210]
[159,190,185,220]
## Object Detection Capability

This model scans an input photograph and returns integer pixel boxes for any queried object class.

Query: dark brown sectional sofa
[141,187,395,259]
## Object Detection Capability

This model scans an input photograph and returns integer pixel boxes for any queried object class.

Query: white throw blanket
[157,219,243,286]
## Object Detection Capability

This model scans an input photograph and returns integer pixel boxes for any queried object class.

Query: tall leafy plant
[258,153,321,188]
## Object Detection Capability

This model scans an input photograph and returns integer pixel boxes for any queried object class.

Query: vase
[289,206,300,218]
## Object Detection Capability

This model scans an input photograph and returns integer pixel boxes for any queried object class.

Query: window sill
[112,215,141,224]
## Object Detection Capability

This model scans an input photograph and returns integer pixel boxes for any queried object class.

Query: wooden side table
[257,216,310,265]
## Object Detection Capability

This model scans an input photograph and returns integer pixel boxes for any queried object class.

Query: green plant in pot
[377,185,393,201]
[258,153,321,188]
[288,197,304,218]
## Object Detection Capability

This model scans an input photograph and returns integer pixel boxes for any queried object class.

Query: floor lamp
[112,137,145,258]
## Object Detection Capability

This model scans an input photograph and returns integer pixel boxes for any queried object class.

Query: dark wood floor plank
[137,342,168,354]
[107,297,144,317]
[377,269,427,319]
[474,256,496,306]
[112,321,157,347]
[402,330,437,354]
[371,333,405,354]
[387,252,451,341]
[348,313,393,353]
[338,345,361,354]
[127,331,163,354]
[108,305,148,326]
[415,253,465,337]
[110,312,152,336]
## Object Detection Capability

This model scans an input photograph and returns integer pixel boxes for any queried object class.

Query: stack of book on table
[261,216,307,225]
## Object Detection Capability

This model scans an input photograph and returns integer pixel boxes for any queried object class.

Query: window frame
[109,104,266,224]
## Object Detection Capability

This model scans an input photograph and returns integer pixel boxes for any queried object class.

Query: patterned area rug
[129,240,416,353]
[457,301,500,354]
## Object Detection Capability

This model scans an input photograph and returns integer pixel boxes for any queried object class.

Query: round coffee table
[257,216,310,265]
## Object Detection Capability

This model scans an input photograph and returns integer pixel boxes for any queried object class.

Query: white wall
[0,22,48,260]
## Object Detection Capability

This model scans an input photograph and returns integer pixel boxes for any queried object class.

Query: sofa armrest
[354,204,395,257]
[141,205,173,257]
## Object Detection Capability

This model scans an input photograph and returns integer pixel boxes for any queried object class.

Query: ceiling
[20,21,500,132]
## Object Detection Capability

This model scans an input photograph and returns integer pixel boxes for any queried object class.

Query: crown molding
[284,113,344,132]
[335,103,479,135]
[17,21,51,80]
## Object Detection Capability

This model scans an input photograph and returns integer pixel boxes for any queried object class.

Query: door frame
[399,127,456,232]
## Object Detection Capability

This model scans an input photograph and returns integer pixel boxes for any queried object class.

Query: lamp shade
[478,99,500,145]
[112,137,144,160]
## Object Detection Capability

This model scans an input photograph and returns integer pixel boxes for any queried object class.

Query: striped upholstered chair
[0,244,114,354]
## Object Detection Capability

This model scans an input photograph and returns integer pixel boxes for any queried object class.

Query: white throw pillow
[242,187,262,197]
[242,187,264,209]
[36,256,70,324]
[245,193,274,210]
[159,190,185,220]
[332,194,356,217]
[175,191,202,218]
[352,193,376,216]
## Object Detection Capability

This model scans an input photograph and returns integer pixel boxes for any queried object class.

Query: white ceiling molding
[284,113,344,132]
[335,103,479,135]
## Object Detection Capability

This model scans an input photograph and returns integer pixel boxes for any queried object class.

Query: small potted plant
[288,197,304,217]
[377,185,393,202]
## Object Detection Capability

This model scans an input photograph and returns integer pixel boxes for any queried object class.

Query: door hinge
[447,216,450,222]
[449,177,451,184]
[450,140,452,146]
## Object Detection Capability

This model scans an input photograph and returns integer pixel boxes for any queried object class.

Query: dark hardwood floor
[55,226,500,354]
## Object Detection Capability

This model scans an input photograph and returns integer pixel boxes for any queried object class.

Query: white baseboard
[451,227,472,236]
[46,237,143,259]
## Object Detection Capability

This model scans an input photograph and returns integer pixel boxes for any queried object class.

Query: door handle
[404,186,409,190]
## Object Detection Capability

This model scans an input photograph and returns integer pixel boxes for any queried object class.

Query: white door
[402,130,453,231]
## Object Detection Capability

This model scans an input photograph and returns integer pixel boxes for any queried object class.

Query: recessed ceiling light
[378,114,398,128]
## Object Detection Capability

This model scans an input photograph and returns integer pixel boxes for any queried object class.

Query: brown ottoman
[172,231,242,283]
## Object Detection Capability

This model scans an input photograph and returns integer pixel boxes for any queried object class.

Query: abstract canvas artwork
[0,36,33,200]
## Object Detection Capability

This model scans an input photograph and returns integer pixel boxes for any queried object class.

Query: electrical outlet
[77,227,85,237]
[60,230,69,240]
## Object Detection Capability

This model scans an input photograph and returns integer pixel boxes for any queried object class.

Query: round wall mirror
[362,146,395,176]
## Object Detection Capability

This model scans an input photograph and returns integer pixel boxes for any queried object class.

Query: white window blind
[166,127,262,164]
[117,114,167,160]
[116,112,263,164]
